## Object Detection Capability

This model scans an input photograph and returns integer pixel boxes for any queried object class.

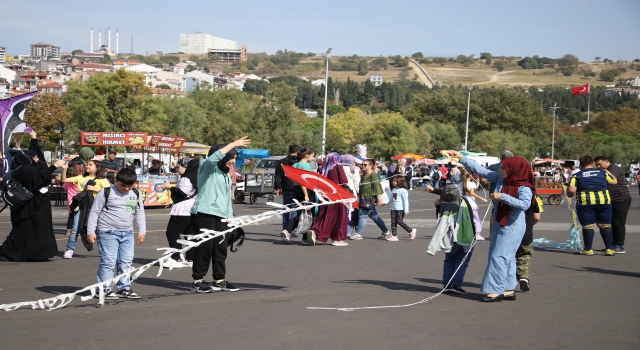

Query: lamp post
[464,84,472,151]
[551,106,557,160]
[54,121,64,159]
[321,47,332,156]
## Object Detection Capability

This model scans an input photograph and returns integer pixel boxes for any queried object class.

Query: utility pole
[321,48,332,156]
[550,103,558,160]
[464,84,471,151]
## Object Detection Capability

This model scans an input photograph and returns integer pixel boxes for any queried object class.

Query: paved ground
[1,188,640,349]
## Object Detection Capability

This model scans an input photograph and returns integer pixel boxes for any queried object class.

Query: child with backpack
[387,177,417,241]
[86,168,146,300]
[60,159,110,259]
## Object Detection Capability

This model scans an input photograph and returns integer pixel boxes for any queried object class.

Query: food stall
[532,158,565,205]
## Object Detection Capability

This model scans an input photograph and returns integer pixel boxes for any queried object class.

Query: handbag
[227,227,245,253]
[1,179,34,212]
[358,196,376,210]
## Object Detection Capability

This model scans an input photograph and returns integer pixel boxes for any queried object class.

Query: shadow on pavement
[415,277,482,289]
[336,279,485,300]
[552,265,640,278]
[36,285,86,295]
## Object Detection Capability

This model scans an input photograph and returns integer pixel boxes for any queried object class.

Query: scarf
[495,157,536,227]
[339,154,357,174]
[178,157,199,190]
[322,152,340,176]
[208,144,237,173]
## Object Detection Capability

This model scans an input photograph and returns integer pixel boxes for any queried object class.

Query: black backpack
[0,179,34,213]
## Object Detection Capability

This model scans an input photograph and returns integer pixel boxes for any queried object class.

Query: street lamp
[321,47,332,156]
[464,84,472,151]
[54,121,64,159]
[550,103,558,160]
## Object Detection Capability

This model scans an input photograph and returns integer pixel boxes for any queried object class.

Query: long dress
[0,139,58,261]
[310,166,349,242]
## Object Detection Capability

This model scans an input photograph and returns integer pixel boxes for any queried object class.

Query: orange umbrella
[392,153,425,161]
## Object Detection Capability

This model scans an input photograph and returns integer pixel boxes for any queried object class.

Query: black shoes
[191,280,213,293]
[503,292,516,301]
[480,294,504,302]
[519,277,530,291]
[212,280,240,292]
[116,289,141,299]
[444,285,467,294]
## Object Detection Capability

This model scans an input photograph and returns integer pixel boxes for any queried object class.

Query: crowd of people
[0,132,633,303]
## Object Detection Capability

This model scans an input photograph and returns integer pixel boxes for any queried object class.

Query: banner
[80,132,148,146]
[571,83,589,95]
[0,92,36,154]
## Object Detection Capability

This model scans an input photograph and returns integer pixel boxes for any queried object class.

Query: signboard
[81,132,148,146]
[132,134,186,152]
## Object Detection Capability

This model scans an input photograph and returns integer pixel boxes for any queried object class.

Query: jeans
[443,244,474,287]
[66,212,75,229]
[357,206,388,235]
[96,230,135,292]
[611,197,631,246]
[281,191,298,230]
[65,209,82,251]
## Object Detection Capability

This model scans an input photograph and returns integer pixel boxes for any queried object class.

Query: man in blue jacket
[190,136,251,293]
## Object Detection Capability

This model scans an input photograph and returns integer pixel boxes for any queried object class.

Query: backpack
[432,169,440,181]
[102,187,140,210]
[0,179,34,213]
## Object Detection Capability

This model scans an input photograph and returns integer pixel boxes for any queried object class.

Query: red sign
[281,165,357,208]
[81,132,148,146]
[143,134,186,151]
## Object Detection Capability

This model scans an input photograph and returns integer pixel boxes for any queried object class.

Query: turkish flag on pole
[571,83,590,95]
[282,165,358,208]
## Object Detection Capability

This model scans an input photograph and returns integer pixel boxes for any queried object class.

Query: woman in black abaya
[0,131,66,261]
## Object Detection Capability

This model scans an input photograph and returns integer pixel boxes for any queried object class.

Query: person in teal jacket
[190,136,251,293]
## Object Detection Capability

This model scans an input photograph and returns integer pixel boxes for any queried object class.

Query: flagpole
[587,83,591,124]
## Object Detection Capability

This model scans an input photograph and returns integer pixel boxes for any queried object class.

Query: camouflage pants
[516,243,534,279]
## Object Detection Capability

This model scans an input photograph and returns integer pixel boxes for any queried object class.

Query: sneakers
[281,230,291,245]
[332,240,348,246]
[386,236,399,241]
[409,229,416,240]
[96,291,120,300]
[613,245,626,254]
[182,260,193,267]
[449,285,467,294]
[576,249,594,256]
[63,250,73,259]
[191,280,213,293]
[116,289,141,299]
[605,249,616,256]
[476,235,485,241]
[211,280,240,292]
[519,277,530,291]
[307,230,317,246]
[349,234,363,240]
[378,231,392,240]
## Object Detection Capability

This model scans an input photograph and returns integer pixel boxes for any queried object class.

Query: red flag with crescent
[282,165,358,208]
[571,83,589,95]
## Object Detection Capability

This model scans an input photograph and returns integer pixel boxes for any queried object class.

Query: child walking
[86,168,146,299]
[387,177,416,241]
[60,159,110,258]
[60,165,81,235]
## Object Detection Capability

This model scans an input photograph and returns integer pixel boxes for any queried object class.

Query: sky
[2,0,640,61]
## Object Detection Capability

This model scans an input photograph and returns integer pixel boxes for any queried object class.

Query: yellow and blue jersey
[569,168,614,206]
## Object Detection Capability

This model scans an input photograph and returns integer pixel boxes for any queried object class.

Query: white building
[627,77,640,88]
[369,73,383,86]
[0,65,17,84]
[0,78,10,99]
[0,46,5,63]
[30,43,60,61]
[179,32,237,54]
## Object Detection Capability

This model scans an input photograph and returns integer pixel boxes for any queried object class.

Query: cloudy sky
[2,0,639,61]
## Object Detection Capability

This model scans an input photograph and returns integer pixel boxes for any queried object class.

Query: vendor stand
[532,158,564,205]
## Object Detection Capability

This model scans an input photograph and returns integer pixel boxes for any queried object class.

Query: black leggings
[165,215,196,261]
[192,213,229,281]
[390,210,412,236]
[285,187,316,239]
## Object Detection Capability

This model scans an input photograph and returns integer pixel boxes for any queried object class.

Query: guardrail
[409,59,435,87]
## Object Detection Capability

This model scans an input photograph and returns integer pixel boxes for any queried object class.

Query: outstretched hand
[29,131,37,139]
[445,150,464,160]
[233,136,251,148]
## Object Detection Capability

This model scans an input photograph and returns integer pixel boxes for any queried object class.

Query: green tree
[24,93,72,147]
[243,79,270,96]
[412,52,424,59]
[63,69,165,136]
[155,97,208,143]
[469,129,537,158]
[156,83,171,90]
[369,57,388,70]
[326,105,347,116]
[357,59,369,75]
[557,54,580,70]
[326,108,373,153]
[421,122,461,158]
[365,112,416,159]
[583,107,640,140]
[71,49,84,55]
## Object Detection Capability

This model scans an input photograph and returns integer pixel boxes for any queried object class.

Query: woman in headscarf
[306,152,349,246]
[163,156,199,268]
[0,131,66,261]
[447,150,535,302]
[189,136,250,293]
[387,163,399,190]
[340,154,360,236]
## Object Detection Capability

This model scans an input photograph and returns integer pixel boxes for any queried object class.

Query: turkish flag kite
[571,83,590,95]
[282,165,357,208]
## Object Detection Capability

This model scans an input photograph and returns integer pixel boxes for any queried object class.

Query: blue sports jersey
[569,168,613,205]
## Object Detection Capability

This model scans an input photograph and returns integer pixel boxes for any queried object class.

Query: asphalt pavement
[1,188,639,349]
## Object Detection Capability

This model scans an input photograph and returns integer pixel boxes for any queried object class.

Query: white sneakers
[63,250,73,259]
[332,240,348,246]
[165,258,186,268]
[409,229,417,240]
[386,236,399,241]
